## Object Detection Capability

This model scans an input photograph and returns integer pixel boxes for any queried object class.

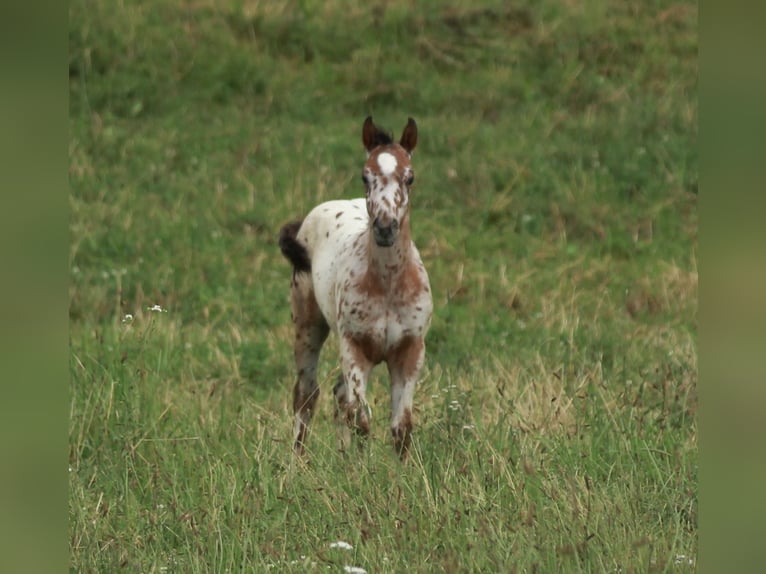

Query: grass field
[69,0,697,571]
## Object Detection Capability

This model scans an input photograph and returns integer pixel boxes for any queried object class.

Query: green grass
[69,0,697,571]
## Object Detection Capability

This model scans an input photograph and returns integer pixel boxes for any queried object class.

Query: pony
[278,116,432,458]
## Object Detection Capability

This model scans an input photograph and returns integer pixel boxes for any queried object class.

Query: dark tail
[279,220,311,273]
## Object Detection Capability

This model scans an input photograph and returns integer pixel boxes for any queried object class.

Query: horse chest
[339,291,431,363]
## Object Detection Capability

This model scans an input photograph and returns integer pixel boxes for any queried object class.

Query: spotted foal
[279,116,432,458]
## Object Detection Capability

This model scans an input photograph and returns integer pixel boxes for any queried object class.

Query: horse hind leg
[332,373,352,451]
[290,271,329,455]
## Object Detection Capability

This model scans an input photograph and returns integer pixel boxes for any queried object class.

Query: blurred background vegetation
[69,0,697,571]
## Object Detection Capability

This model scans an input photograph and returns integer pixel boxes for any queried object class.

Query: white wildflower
[147,304,167,313]
[343,567,367,574]
[330,541,353,550]
[674,554,694,565]
[122,314,134,323]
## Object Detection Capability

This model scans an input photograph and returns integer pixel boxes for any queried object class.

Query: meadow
[68,0,698,571]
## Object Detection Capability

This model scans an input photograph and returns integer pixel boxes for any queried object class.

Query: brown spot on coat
[397,260,425,297]
[347,333,385,365]
[388,336,424,379]
[392,407,413,458]
[357,269,386,298]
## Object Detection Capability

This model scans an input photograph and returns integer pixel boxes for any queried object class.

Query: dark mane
[370,129,394,147]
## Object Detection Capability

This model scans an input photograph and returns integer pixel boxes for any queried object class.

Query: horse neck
[366,218,412,281]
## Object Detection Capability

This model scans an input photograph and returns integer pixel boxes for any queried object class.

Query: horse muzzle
[372,217,399,247]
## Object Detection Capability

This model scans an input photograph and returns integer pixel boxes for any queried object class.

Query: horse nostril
[372,217,399,246]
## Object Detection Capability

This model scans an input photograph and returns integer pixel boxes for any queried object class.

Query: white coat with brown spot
[278,117,432,458]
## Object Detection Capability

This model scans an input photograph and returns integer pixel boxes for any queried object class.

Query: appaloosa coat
[279,117,432,458]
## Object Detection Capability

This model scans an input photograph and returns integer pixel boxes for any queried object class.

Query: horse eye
[361,174,369,185]
[406,174,415,186]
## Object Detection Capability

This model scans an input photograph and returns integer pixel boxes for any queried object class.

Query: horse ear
[362,116,377,152]
[400,117,418,154]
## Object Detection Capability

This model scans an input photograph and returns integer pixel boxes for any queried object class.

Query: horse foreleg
[388,337,425,459]
[336,336,374,448]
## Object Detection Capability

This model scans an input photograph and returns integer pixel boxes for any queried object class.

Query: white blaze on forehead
[376,152,398,175]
